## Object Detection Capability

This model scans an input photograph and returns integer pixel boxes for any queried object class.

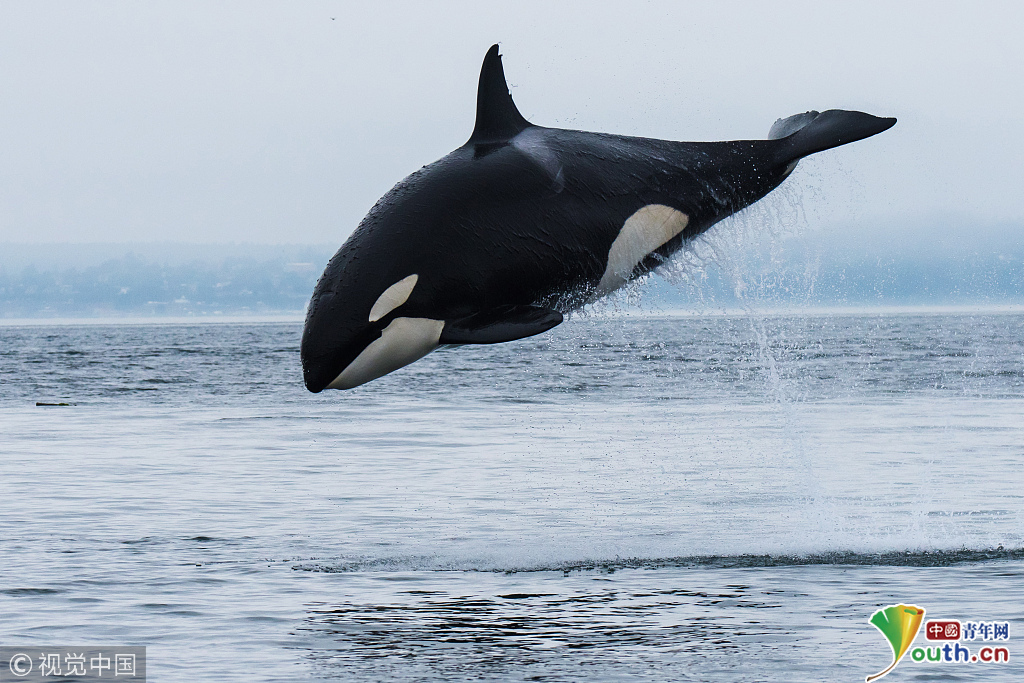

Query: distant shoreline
[583,303,1024,318]
[3,304,1023,327]
[0,313,306,326]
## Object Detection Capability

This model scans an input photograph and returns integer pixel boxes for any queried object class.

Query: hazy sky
[1,1,1022,245]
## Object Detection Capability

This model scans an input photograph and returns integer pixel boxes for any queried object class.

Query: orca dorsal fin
[468,44,532,146]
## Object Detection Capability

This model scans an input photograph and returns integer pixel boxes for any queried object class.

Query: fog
[1,1,1022,248]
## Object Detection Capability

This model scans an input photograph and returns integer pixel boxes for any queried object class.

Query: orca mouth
[301,345,352,393]
[301,317,446,392]
[323,317,445,390]
[301,324,383,394]
[302,354,343,394]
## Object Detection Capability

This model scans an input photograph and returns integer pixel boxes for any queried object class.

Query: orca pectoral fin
[440,305,563,344]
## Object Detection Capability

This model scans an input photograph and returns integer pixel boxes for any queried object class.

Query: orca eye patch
[369,274,419,322]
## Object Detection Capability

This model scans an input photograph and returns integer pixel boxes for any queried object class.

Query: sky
[0,1,1022,247]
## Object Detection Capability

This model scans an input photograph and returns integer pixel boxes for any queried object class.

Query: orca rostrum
[301,45,895,392]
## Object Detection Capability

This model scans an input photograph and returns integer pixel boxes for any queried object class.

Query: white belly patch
[597,204,689,295]
[327,316,444,390]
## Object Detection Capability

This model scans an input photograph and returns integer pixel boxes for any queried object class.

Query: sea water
[1,313,1022,681]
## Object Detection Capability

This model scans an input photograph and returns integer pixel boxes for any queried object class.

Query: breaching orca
[301,45,895,392]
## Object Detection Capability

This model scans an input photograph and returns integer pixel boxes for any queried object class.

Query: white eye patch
[368,274,419,322]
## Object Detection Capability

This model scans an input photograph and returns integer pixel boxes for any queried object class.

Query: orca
[301,45,895,392]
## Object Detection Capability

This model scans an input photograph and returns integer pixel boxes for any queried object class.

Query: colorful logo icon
[867,603,926,682]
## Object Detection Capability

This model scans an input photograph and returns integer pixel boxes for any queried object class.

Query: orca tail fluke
[769,109,896,165]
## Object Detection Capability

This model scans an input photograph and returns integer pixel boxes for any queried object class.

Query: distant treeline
[0,234,1021,317]
[657,248,1024,309]
[0,246,334,317]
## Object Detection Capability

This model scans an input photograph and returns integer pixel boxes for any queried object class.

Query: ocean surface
[1,312,1022,681]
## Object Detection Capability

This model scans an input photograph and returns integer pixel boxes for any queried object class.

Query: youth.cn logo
[867,603,1011,681]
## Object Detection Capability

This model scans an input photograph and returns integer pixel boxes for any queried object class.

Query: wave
[293,546,1024,574]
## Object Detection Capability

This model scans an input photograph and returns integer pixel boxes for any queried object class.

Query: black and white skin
[301,45,895,392]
